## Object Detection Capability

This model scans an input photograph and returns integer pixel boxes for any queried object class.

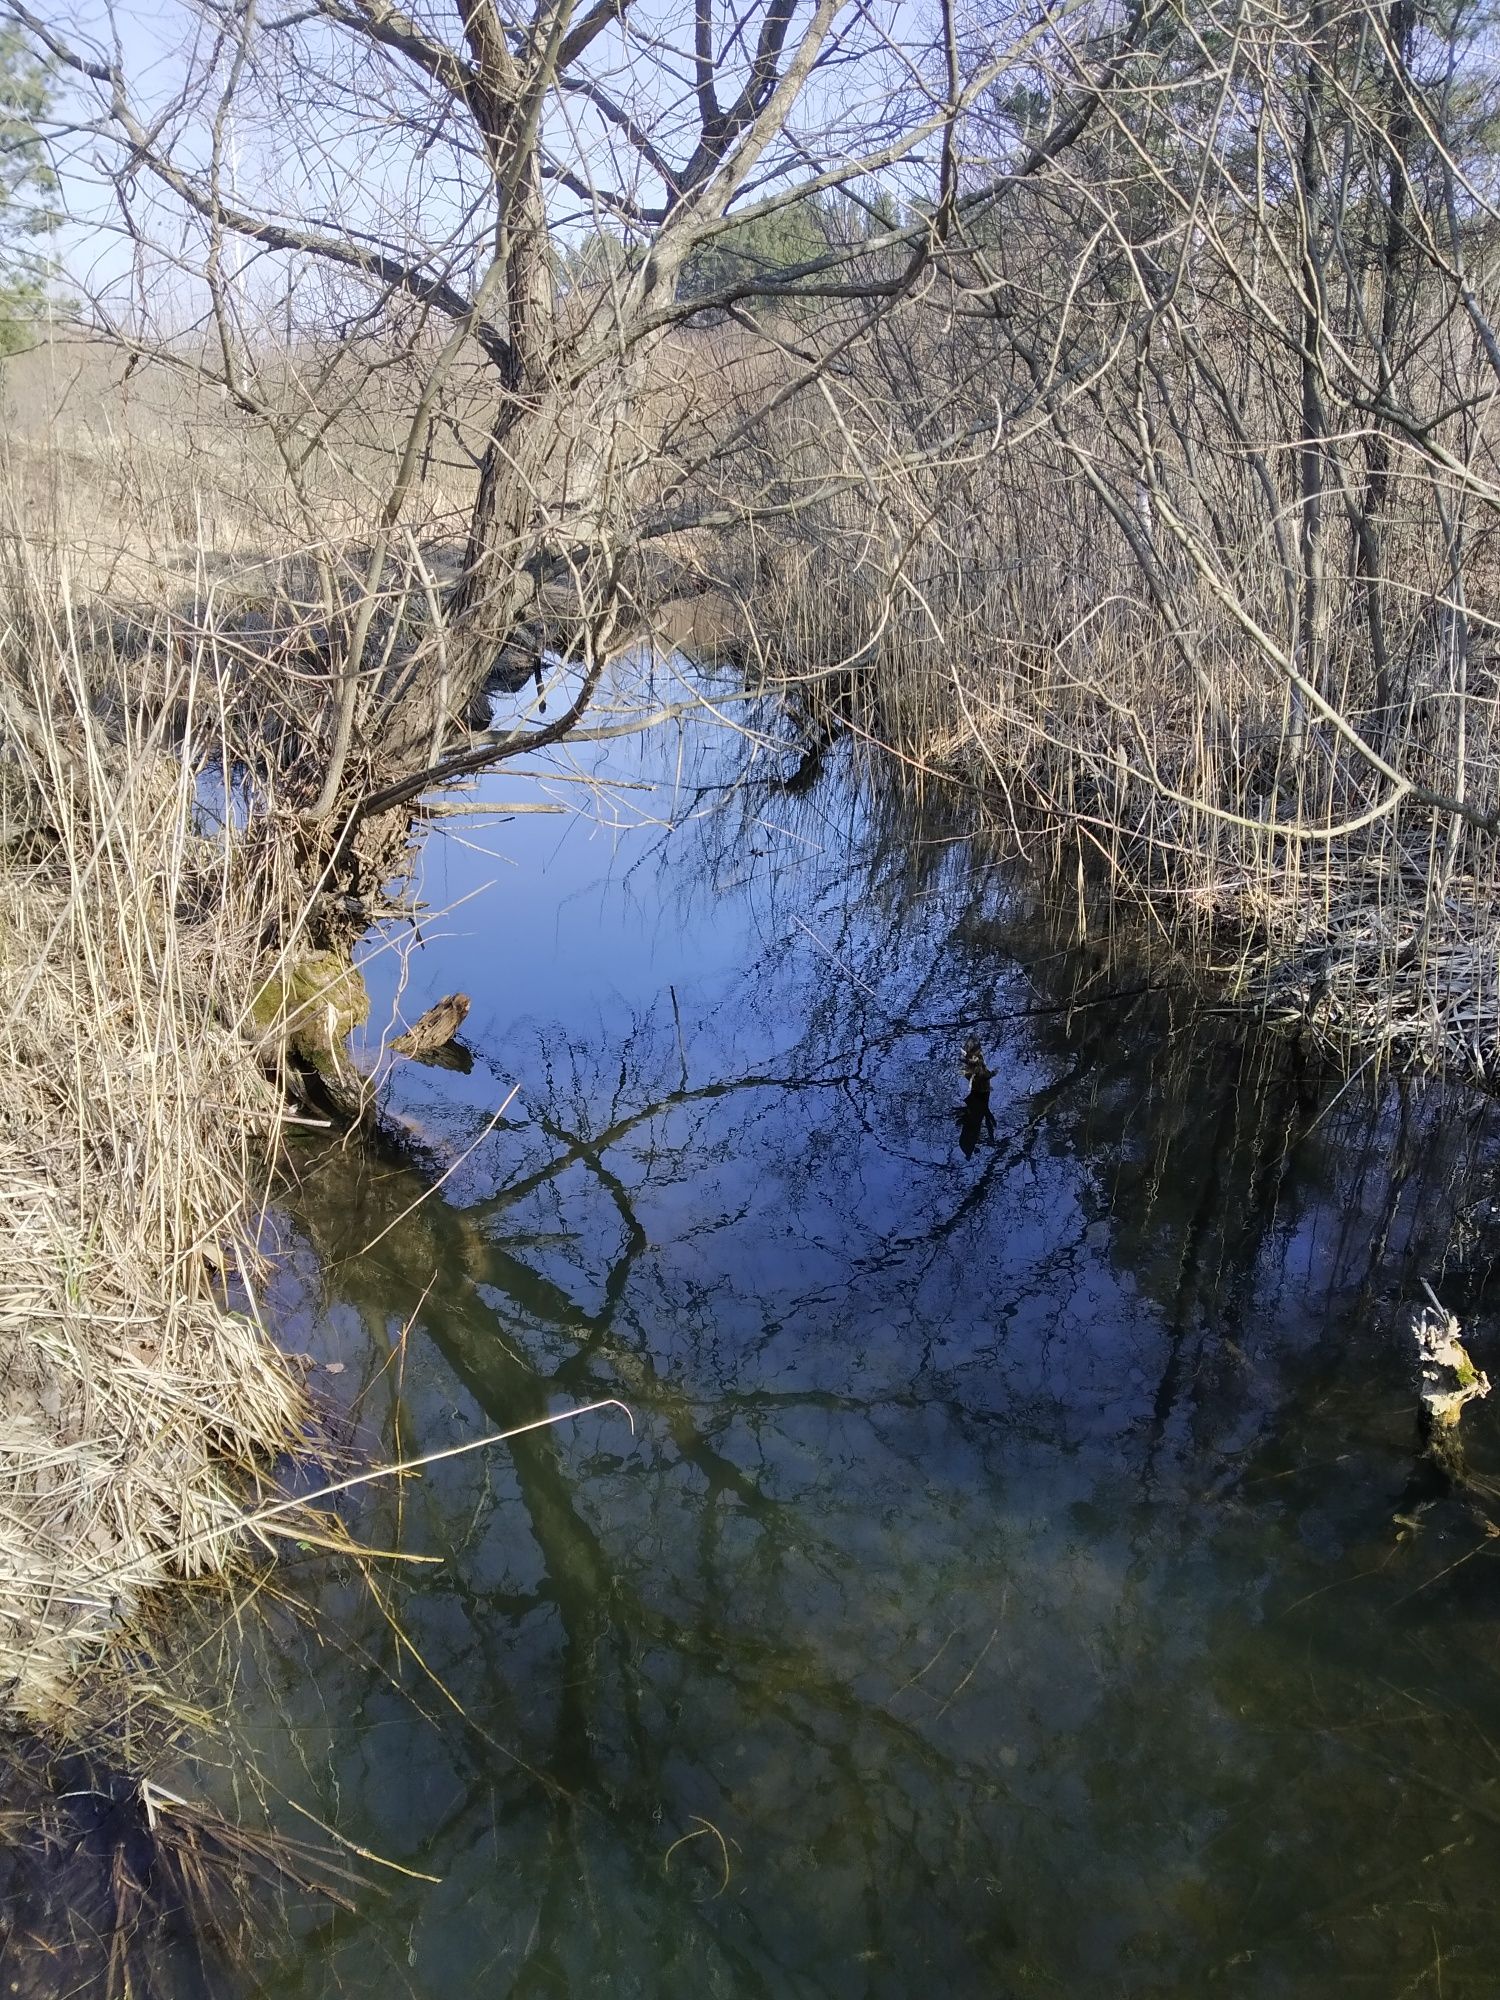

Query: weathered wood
[1413,1297,1490,1431]
[391,993,470,1058]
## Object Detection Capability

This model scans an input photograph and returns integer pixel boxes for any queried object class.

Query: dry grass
[0,362,465,1991]
[0,330,477,635]
[0,527,311,1729]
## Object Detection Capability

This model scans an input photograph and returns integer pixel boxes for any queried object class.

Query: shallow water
[240,658,1500,1997]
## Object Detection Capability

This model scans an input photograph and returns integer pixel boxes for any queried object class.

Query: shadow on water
[229,659,1500,1997]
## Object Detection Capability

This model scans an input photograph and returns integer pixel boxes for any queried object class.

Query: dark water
[234,657,1500,1997]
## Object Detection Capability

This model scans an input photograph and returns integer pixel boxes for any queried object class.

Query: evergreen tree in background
[562,191,906,312]
[677,190,900,307]
[678,196,831,302]
[0,28,59,354]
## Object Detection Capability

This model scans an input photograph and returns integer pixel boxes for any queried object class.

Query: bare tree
[7,0,917,805]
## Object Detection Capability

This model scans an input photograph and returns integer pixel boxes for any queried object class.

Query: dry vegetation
[0,395,402,1974]
[0,397,323,1732]
[2,335,475,605]
[700,286,1500,1086]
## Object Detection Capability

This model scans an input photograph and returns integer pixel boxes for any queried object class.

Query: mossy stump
[249,949,370,1113]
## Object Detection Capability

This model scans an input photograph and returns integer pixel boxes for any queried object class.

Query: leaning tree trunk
[369,367,639,772]
[374,324,672,774]
[443,387,560,684]
[343,126,689,794]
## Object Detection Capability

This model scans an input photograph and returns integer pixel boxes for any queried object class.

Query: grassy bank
[0,549,311,1731]
[0,362,459,1986]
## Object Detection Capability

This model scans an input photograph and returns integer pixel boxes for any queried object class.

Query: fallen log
[391,993,470,1059]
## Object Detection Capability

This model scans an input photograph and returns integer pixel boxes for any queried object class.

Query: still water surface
[242,660,1500,1997]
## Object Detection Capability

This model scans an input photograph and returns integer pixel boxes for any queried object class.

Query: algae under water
[240,661,1500,1997]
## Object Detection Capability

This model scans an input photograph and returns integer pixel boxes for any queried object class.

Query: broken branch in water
[1414,1284,1491,1432]
[1395,1287,1496,1541]
[390,993,470,1058]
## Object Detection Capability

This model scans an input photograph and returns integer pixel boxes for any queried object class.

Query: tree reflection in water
[243,690,1500,1998]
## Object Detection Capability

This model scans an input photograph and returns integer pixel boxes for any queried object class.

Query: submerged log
[248,947,373,1121]
[1413,1298,1490,1432]
[249,950,369,1073]
[957,1035,997,1157]
[391,993,470,1059]
[1394,1293,1496,1538]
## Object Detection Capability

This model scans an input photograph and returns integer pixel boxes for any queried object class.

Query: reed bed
[0,531,311,1730]
[0,369,487,1986]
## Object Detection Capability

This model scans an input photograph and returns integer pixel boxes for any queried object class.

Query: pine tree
[0,28,59,354]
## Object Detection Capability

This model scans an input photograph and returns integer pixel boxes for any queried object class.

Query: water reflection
[239,663,1500,1997]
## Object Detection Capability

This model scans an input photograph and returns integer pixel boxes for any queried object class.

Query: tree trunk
[1355,0,1416,737]
[1294,2,1331,769]
[371,146,569,766]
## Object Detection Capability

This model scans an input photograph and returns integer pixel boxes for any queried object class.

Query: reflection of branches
[280,1134,1040,1987]
[469,1065,847,1223]
[263,721,1500,1993]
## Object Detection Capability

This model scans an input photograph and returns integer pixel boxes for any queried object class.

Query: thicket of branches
[12,0,1500,1063]
[693,0,1500,1070]
[10,0,979,812]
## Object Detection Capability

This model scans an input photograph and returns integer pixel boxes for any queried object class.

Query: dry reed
[0,523,310,1728]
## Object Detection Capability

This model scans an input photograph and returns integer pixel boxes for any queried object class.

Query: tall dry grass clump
[0,539,309,1729]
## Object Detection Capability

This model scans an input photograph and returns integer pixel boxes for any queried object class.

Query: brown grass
[0,513,312,1728]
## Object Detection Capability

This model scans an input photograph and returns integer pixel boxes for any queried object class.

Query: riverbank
[936,703,1500,1088]
[721,534,1500,1090]
[0,602,308,1731]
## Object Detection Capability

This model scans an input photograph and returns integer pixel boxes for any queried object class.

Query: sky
[39,0,955,327]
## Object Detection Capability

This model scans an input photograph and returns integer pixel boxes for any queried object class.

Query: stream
[234,653,1500,1996]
